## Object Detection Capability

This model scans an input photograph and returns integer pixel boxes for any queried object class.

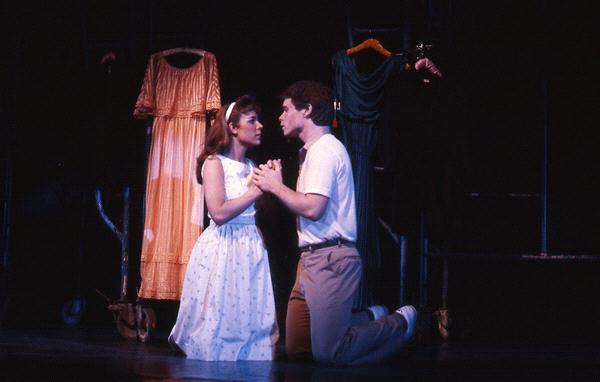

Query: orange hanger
[346,38,391,57]
[162,47,205,56]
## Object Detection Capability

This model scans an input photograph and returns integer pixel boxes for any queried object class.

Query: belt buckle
[303,238,344,253]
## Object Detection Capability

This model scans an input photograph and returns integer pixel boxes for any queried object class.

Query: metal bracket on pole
[378,218,407,306]
[95,187,130,302]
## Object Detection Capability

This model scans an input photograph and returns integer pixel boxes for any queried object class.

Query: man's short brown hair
[281,81,333,126]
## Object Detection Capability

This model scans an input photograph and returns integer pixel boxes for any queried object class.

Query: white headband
[225,102,236,123]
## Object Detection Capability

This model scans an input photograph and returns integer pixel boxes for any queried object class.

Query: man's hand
[266,159,282,171]
[254,158,328,220]
[253,159,283,193]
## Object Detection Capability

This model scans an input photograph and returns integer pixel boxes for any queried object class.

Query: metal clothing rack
[345,3,410,53]
[344,3,583,343]
[419,24,599,342]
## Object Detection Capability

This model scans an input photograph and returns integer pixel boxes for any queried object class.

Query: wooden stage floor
[1,323,599,381]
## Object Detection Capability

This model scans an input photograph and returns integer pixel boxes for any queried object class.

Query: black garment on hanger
[332,49,407,308]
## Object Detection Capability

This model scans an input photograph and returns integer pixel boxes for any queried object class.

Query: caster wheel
[61,297,86,325]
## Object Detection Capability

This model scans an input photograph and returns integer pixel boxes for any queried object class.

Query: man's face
[279,98,304,138]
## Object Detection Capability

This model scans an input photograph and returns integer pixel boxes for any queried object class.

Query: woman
[169,95,279,361]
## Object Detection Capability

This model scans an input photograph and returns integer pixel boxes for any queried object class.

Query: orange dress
[134,50,221,300]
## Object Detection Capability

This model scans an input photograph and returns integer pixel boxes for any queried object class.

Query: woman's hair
[196,94,260,183]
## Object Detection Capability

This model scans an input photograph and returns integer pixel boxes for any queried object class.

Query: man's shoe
[395,305,417,341]
[367,305,389,320]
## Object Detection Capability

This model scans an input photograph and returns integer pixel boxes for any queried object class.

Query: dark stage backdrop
[2,1,599,342]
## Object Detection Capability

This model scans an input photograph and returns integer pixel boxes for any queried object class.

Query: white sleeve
[301,148,336,198]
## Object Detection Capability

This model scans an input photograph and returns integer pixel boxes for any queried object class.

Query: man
[253,80,416,365]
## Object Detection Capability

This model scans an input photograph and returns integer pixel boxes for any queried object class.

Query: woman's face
[233,111,263,147]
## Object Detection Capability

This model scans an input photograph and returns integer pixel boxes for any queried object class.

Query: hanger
[162,47,205,57]
[346,38,391,57]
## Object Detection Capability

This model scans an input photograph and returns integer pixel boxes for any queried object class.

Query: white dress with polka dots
[169,155,278,361]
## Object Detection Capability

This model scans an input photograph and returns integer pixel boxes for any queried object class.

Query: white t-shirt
[296,134,357,247]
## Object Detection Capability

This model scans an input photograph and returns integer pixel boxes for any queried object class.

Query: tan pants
[285,243,409,364]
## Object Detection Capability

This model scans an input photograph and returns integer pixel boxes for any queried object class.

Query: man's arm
[253,165,328,221]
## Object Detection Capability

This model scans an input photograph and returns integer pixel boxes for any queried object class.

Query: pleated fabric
[332,50,406,307]
[134,51,221,300]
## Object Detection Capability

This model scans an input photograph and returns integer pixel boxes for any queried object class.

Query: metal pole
[399,235,407,306]
[95,188,130,302]
[1,134,13,325]
[1,24,21,326]
[79,1,89,68]
[402,0,411,52]
[421,239,429,308]
[120,187,130,302]
[419,210,429,308]
[442,258,449,308]
[345,3,354,48]
[426,0,434,34]
[541,79,549,256]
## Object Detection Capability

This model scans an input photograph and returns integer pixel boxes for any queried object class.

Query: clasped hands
[248,159,283,194]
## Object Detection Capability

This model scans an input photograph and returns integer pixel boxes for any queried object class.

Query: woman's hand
[267,159,282,171]
[253,160,283,193]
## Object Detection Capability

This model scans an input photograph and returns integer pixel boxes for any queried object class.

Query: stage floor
[1,324,599,381]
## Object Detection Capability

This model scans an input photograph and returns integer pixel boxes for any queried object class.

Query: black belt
[299,238,354,253]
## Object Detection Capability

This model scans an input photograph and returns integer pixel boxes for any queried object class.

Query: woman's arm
[203,157,262,225]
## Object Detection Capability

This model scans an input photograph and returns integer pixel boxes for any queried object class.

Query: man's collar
[301,131,330,151]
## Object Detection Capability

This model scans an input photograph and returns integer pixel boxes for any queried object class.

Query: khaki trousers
[285,243,408,364]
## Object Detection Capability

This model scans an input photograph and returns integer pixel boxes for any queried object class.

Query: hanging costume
[134,50,221,300]
[332,49,407,306]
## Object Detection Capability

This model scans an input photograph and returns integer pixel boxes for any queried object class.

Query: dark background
[1,1,599,343]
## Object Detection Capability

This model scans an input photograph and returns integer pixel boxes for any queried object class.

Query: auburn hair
[196,94,260,183]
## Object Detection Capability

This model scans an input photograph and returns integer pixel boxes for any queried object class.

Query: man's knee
[312,346,343,364]
[312,352,334,364]
[285,344,340,364]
